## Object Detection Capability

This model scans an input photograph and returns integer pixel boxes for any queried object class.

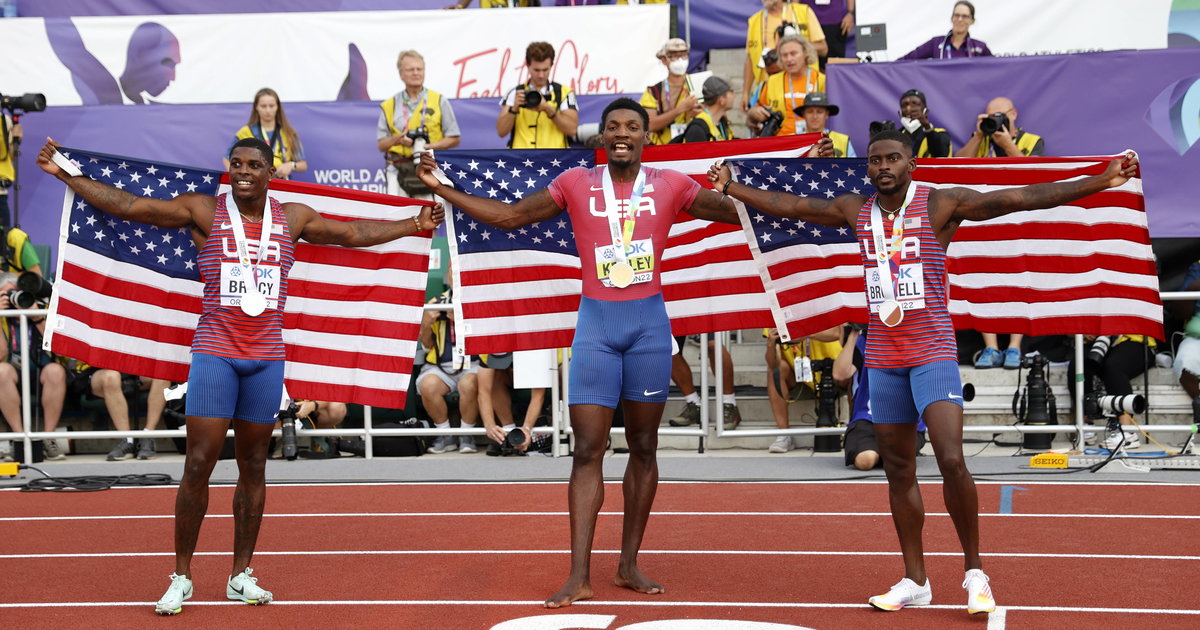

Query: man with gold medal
[709,129,1139,616]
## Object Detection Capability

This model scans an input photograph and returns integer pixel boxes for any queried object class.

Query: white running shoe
[155,573,192,615]
[768,435,793,453]
[868,577,932,611]
[963,568,996,614]
[227,567,273,605]
[1102,428,1141,450]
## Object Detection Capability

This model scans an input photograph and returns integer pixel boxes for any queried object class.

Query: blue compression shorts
[185,352,285,424]
[868,359,963,424]
[568,294,673,408]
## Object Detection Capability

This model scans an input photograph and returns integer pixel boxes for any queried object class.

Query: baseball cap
[901,89,927,105]
[657,37,689,59]
[702,75,733,100]
[795,92,839,116]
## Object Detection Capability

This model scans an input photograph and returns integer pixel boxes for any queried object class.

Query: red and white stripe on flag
[48,176,432,409]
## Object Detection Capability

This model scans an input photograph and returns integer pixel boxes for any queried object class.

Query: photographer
[497,41,579,149]
[897,89,952,158]
[477,353,547,456]
[677,76,738,143]
[377,50,462,197]
[748,34,825,137]
[0,111,19,228]
[1171,258,1200,428]
[955,96,1044,158]
[763,325,841,453]
[1074,335,1156,449]
[743,0,826,113]
[0,271,67,461]
[640,38,700,145]
[417,271,480,455]
[795,92,853,156]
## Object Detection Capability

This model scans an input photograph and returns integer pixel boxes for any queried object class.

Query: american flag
[734,155,1164,341]
[44,147,433,409]
[437,134,821,354]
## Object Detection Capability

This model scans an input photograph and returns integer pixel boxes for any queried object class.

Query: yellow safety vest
[234,125,300,169]
[640,80,697,146]
[683,110,732,143]
[0,117,13,182]
[828,130,850,158]
[974,130,1042,157]
[746,3,822,86]
[914,128,953,158]
[5,227,30,274]
[382,89,447,159]
[761,70,825,136]
[508,82,573,150]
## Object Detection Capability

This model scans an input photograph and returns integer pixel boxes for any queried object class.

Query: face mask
[668,58,689,76]
[900,117,922,133]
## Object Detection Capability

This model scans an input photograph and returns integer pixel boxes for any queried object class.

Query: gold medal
[609,261,635,288]
[879,299,904,327]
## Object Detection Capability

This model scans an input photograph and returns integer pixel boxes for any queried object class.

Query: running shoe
[974,347,1002,369]
[426,435,457,454]
[1002,347,1021,369]
[43,439,67,461]
[768,435,793,453]
[868,577,932,611]
[722,403,742,430]
[458,435,478,454]
[963,569,996,614]
[155,573,193,615]
[667,401,701,427]
[136,437,157,460]
[106,439,136,461]
[1102,427,1140,450]
[227,567,273,605]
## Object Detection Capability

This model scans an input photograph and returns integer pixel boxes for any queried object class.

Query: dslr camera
[6,271,53,309]
[979,112,1011,135]
[757,109,784,138]
[523,88,543,109]
[0,92,46,113]
[869,119,896,137]
[775,21,799,40]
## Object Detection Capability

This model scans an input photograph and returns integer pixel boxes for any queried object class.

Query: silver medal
[241,291,267,317]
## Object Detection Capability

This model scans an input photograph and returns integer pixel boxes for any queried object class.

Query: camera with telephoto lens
[406,126,430,160]
[758,109,784,138]
[774,21,799,40]
[0,93,46,113]
[278,402,301,461]
[760,47,780,69]
[811,358,841,453]
[523,88,543,109]
[1085,336,1112,370]
[6,271,53,309]
[869,120,897,137]
[979,112,1011,136]
[1014,353,1058,450]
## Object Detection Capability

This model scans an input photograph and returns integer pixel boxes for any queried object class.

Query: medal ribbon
[225,193,275,307]
[868,183,917,306]
[601,166,647,267]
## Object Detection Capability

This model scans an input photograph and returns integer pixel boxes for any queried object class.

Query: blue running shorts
[868,359,963,424]
[185,352,285,424]
[568,294,673,408]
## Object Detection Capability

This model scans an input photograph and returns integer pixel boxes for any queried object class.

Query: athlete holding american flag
[709,128,1139,616]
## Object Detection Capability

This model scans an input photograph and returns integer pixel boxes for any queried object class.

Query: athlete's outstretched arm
[685,189,741,225]
[416,152,562,230]
[944,154,1138,222]
[290,202,444,246]
[706,160,858,228]
[37,137,210,229]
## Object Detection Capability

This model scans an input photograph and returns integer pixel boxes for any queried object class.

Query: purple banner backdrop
[11,94,620,268]
[826,49,1200,238]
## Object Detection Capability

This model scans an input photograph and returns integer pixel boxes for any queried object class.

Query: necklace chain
[239,211,261,223]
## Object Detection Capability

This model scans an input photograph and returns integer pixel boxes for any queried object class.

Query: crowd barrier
[4,293,1200,464]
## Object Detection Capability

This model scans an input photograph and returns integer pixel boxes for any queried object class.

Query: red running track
[1,481,1197,629]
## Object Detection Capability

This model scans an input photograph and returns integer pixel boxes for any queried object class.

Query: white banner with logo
[0,5,669,106]
[858,0,1170,60]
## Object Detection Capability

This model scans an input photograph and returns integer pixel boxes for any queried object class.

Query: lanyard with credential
[601,166,646,288]
[225,193,274,313]
[869,183,917,324]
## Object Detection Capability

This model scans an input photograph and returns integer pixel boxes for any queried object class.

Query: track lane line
[3,550,1198,561]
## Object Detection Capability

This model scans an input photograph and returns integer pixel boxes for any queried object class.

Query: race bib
[219,261,282,310]
[865,263,926,314]
[595,238,654,288]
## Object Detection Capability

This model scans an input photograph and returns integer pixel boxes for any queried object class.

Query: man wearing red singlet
[710,130,1138,616]
[38,137,443,615]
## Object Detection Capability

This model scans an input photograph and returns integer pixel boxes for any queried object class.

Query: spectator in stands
[795,92,854,157]
[498,42,579,149]
[136,378,171,459]
[743,1,827,113]
[63,365,172,461]
[679,76,737,143]
[0,273,66,461]
[749,34,824,136]
[668,334,742,430]
[900,1,992,60]
[799,0,854,63]
[418,279,480,454]
[1172,259,1200,428]
[224,88,306,180]
[763,325,841,453]
[640,38,700,145]
[0,113,18,228]
[1079,335,1155,449]
[958,96,1044,368]
[295,400,348,429]
[478,352,547,455]
[898,89,952,158]
[377,50,462,197]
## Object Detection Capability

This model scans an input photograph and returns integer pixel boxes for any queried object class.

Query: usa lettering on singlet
[193,195,296,360]
[547,165,699,301]
[855,184,956,368]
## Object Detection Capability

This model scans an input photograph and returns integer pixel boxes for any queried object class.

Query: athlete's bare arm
[707,160,860,228]
[937,154,1138,225]
[685,188,741,225]
[286,202,444,246]
[416,151,562,230]
[37,137,214,233]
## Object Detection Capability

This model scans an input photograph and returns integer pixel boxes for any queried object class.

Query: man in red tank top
[710,130,1138,615]
[38,137,443,615]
